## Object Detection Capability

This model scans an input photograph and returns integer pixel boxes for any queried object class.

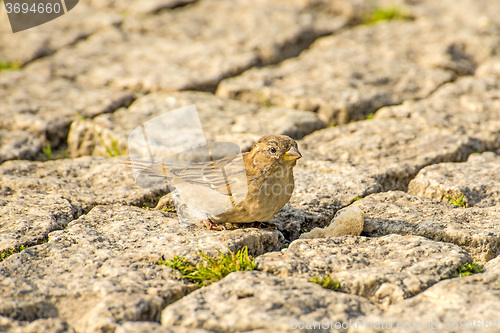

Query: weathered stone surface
[355,191,500,263]
[0,316,73,333]
[376,76,500,153]
[0,130,44,162]
[67,91,324,158]
[161,271,379,332]
[121,0,344,64]
[0,2,122,64]
[256,235,470,308]
[299,206,364,239]
[87,0,196,15]
[0,205,283,332]
[485,255,500,272]
[300,118,474,191]
[0,67,134,162]
[217,21,454,125]
[116,321,211,333]
[41,0,345,93]
[330,20,499,77]
[269,160,382,241]
[408,152,500,208]
[362,258,500,333]
[0,157,165,252]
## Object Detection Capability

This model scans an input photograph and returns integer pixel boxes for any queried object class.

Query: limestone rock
[256,235,470,308]
[355,191,500,263]
[86,0,196,15]
[299,206,364,239]
[408,152,500,208]
[0,68,134,162]
[269,160,382,241]
[217,21,454,125]
[375,76,500,154]
[300,118,474,190]
[0,205,283,332]
[42,0,345,93]
[67,91,324,158]
[0,157,165,252]
[363,259,500,332]
[161,271,379,332]
[116,321,211,333]
[0,2,122,64]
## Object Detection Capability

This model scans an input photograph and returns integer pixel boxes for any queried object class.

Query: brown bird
[125,135,301,230]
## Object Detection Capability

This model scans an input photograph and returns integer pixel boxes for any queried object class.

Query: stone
[362,259,500,332]
[485,255,500,272]
[0,157,165,252]
[300,118,475,191]
[0,67,134,162]
[408,152,500,208]
[355,191,500,263]
[42,0,345,93]
[0,316,73,333]
[299,206,364,239]
[86,0,196,15]
[375,76,500,154]
[269,160,382,241]
[121,0,345,64]
[0,2,122,64]
[0,205,283,332]
[256,234,471,308]
[116,321,211,333]
[216,21,454,125]
[66,91,325,158]
[0,130,44,163]
[161,271,379,332]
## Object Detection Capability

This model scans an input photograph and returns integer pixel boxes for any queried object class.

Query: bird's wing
[122,154,248,197]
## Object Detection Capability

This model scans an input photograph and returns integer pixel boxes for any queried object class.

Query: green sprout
[309,274,340,290]
[159,246,256,287]
[42,140,53,160]
[1,245,26,262]
[364,6,411,25]
[353,197,363,202]
[447,194,466,208]
[161,206,176,213]
[457,262,483,277]
[96,130,125,157]
[0,60,21,72]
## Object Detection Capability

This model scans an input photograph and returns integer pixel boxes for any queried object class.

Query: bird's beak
[283,146,302,161]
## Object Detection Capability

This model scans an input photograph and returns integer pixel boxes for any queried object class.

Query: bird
[124,135,301,230]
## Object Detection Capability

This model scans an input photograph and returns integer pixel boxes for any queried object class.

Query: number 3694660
[5,2,62,14]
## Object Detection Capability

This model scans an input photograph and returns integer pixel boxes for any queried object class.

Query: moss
[309,274,340,290]
[447,194,466,208]
[457,262,483,277]
[159,246,255,287]
[364,6,412,25]
[0,60,21,72]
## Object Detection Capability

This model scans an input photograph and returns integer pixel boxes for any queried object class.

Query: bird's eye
[269,146,277,154]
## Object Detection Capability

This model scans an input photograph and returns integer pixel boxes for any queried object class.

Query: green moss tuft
[159,246,255,287]
[309,274,340,290]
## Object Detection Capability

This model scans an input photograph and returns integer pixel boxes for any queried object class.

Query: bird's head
[248,135,302,171]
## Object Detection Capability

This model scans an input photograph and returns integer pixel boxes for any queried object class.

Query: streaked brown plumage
[125,135,301,229]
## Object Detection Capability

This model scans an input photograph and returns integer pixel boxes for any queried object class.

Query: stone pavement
[0,0,499,332]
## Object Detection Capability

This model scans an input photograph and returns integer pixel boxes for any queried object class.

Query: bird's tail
[120,159,170,179]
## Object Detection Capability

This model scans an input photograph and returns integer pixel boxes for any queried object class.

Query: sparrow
[124,135,301,230]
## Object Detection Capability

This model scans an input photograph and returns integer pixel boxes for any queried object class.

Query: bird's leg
[203,219,226,231]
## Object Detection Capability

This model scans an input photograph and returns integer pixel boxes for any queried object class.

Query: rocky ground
[1,0,500,332]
